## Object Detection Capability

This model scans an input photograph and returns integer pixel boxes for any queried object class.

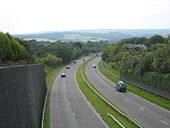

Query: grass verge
[99,61,170,110]
[43,65,65,128]
[76,59,141,128]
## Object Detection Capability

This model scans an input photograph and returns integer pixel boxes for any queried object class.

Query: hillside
[14,29,170,43]
[102,35,170,92]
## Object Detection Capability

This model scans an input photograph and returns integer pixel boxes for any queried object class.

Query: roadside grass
[43,65,65,128]
[76,59,140,128]
[43,56,87,128]
[107,62,120,76]
[99,61,170,110]
[45,65,65,87]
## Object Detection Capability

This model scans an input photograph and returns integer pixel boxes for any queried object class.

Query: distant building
[127,43,135,48]
[135,44,147,49]
[127,43,147,49]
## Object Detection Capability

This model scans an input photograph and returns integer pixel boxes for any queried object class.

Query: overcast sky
[0,0,170,34]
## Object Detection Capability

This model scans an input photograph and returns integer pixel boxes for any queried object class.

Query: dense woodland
[102,35,170,92]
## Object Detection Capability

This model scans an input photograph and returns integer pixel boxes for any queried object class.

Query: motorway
[86,57,170,128]
[51,57,108,128]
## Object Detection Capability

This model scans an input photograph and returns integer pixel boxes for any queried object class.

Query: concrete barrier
[0,64,47,128]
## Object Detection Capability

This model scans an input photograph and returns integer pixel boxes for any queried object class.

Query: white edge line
[161,120,168,125]
[41,81,51,128]
[74,60,109,128]
[50,67,66,128]
[107,113,125,128]
[139,107,144,111]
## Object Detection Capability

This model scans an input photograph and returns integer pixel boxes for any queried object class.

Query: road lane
[85,57,170,128]
[51,57,107,128]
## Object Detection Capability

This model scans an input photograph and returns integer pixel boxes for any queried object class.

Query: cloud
[0,0,170,34]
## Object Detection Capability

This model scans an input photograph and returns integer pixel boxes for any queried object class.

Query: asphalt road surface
[51,57,108,128]
[85,57,170,128]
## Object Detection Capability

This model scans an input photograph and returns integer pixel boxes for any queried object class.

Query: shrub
[43,54,62,68]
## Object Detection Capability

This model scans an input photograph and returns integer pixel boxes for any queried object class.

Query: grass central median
[76,58,143,128]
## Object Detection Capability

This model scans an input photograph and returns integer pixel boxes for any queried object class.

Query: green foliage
[32,42,82,63]
[102,45,115,61]
[147,35,165,46]
[0,32,26,62]
[55,43,74,63]
[35,54,62,68]
[43,54,62,68]
[102,35,170,92]
[15,38,33,63]
[72,46,82,59]
[31,40,107,64]
[0,32,34,66]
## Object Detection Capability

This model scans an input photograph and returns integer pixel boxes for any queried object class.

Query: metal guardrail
[81,62,143,128]
[103,63,170,100]
[107,113,125,128]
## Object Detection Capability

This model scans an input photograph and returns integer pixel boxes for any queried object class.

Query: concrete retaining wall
[0,64,47,128]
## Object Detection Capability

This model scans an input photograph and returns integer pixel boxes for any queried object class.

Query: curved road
[51,57,107,128]
[86,57,170,128]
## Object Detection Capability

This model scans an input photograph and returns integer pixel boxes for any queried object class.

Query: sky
[0,0,170,34]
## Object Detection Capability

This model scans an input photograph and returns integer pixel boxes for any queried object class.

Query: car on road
[74,60,77,63]
[116,81,126,92]
[92,64,96,68]
[66,66,70,69]
[61,73,66,78]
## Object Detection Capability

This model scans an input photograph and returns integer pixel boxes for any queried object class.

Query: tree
[147,35,165,46]
[0,32,26,61]
[43,54,62,67]
[101,35,170,92]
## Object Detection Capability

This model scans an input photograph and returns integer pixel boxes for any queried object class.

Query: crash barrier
[81,63,143,128]
[103,63,170,100]
[0,64,47,128]
[107,113,125,128]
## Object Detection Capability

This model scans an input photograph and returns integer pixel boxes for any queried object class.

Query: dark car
[116,81,126,92]
[74,60,77,63]
[66,66,70,69]
[61,73,66,78]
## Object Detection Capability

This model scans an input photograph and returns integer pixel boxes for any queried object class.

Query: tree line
[102,35,170,92]
[0,32,107,68]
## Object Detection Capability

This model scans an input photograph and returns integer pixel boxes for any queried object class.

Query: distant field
[14,29,170,43]
[24,38,56,42]
[62,34,107,42]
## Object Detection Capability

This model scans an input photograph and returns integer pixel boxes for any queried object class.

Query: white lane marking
[139,107,144,111]
[125,98,129,102]
[161,120,168,125]
[73,112,76,117]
